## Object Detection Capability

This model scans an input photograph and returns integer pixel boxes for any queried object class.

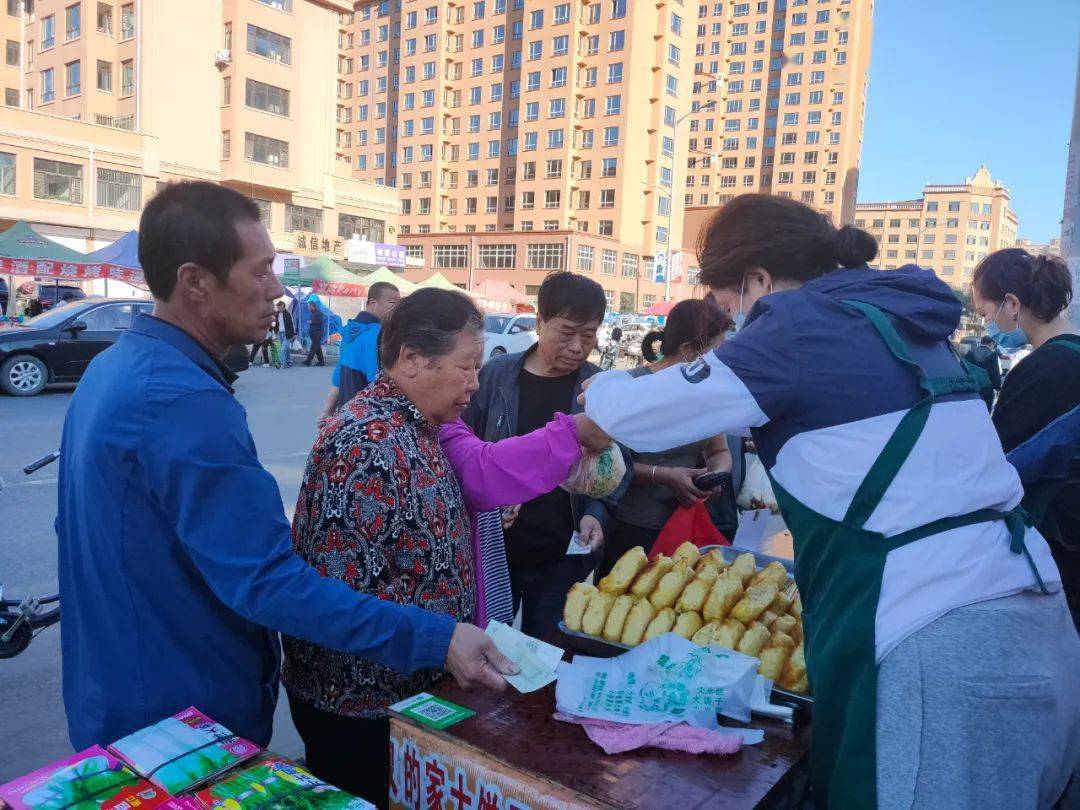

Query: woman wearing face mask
[580,195,1078,809]
[594,299,733,579]
[972,249,1080,628]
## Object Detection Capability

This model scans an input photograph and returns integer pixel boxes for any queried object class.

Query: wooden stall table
[388,679,809,809]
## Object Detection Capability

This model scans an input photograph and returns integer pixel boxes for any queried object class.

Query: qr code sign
[414,702,456,722]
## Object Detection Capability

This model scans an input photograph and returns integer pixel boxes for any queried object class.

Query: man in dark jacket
[273,300,296,368]
[966,336,1002,411]
[304,300,326,367]
[463,271,619,637]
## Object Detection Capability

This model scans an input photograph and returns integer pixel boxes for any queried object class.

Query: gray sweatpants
[877,590,1080,809]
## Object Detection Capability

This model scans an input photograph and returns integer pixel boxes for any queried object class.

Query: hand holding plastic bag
[561,442,627,499]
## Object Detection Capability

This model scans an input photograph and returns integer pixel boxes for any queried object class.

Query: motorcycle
[0,451,61,658]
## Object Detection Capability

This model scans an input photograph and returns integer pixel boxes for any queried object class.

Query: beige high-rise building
[685,0,873,226]
[338,0,873,309]
[340,0,696,311]
[1015,237,1061,258]
[854,166,1018,290]
[0,0,398,280]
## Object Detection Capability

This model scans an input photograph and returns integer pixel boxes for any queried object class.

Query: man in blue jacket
[319,281,400,422]
[56,181,513,751]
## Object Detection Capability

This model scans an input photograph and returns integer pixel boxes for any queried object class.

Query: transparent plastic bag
[561,442,627,499]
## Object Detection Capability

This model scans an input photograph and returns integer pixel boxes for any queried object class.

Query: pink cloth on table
[552,712,745,756]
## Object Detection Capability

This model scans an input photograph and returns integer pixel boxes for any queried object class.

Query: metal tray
[557,546,812,711]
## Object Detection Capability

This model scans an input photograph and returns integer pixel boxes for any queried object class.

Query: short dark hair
[980,335,995,347]
[537,271,606,324]
[972,248,1072,323]
[697,193,878,289]
[138,181,261,301]
[641,298,732,362]
[379,287,483,367]
[368,281,399,302]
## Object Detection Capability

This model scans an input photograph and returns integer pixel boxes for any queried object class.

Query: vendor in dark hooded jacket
[319,281,401,420]
[580,194,1077,809]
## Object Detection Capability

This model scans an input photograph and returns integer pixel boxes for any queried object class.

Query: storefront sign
[669,251,684,284]
[653,251,667,284]
[347,237,407,268]
[388,720,590,810]
[311,279,369,297]
[0,258,144,284]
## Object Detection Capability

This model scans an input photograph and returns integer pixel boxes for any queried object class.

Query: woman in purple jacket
[440,411,594,626]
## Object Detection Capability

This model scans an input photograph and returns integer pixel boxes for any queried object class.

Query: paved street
[0,361,332,781]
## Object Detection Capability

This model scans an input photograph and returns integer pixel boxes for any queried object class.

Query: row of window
[858,216,996,231]
[0,153,140,211]
[347,0,628,42]
[390,156,619,192]
[421,242,653,278]
[354,126,622,170]
[681,190,837,207]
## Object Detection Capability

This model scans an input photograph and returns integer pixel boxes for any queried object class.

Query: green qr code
[413,702,456,722]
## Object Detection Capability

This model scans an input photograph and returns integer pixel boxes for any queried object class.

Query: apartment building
[340,0,695,310]
[680,0,872,227]
[1015,237,1061,258]
[854,166,1018,290]
[0,0,398,274]
[1062,49,1079,324]
[337,0,873,309]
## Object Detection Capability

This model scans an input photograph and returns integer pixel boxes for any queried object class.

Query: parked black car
[26,283,88,315]
[0,298,154,395]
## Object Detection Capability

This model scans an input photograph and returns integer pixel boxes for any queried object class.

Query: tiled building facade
[855,166,1018,291]
[1,0,397,269]
[338,0,873,309]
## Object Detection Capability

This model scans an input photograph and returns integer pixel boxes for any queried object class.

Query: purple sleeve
[438,413,583,512]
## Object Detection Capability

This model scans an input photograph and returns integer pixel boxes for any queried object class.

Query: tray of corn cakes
[560,541,811,709]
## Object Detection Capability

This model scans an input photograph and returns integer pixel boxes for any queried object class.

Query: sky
[858,0,1080,243]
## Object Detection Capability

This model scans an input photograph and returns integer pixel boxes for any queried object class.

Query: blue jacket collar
[131,314,238,392]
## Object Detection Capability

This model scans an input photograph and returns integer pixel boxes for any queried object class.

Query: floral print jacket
[282,375,473,717]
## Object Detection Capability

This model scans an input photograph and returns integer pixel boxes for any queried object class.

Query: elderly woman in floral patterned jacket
[282,288,607,806]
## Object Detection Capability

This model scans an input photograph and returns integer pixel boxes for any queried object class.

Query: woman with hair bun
[581,194,1077,808]
[593,299,733,580]
[973,248,1080,628]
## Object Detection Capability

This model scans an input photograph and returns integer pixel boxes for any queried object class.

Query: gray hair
[379,287,483,367]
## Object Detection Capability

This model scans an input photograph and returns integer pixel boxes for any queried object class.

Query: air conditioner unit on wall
[214,49,231,68]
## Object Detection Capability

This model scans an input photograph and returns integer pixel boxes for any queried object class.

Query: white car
[483,313,537,360]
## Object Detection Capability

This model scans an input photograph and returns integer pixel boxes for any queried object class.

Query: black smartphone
[692,470,732,492]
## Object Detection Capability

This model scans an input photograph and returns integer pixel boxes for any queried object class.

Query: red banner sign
[0,258,145,285]
[311,279,368,297]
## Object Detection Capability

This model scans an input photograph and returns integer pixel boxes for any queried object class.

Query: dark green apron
[768,300,1048,809]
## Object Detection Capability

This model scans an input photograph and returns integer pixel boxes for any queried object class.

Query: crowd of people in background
[51,181,1080,809]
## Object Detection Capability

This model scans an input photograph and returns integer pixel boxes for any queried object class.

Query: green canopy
[279,256,363,287]
[0,221,90,264]
[415,271,474,294]
[360,266,419,294]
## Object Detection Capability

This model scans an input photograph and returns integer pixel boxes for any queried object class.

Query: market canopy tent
[470,279,532,312]
[415,271,475,294]
[281,256,369,297]
[0,221,92,278]
[360,266,419,295]
[643,300,676,317]
[85,230,146,288]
